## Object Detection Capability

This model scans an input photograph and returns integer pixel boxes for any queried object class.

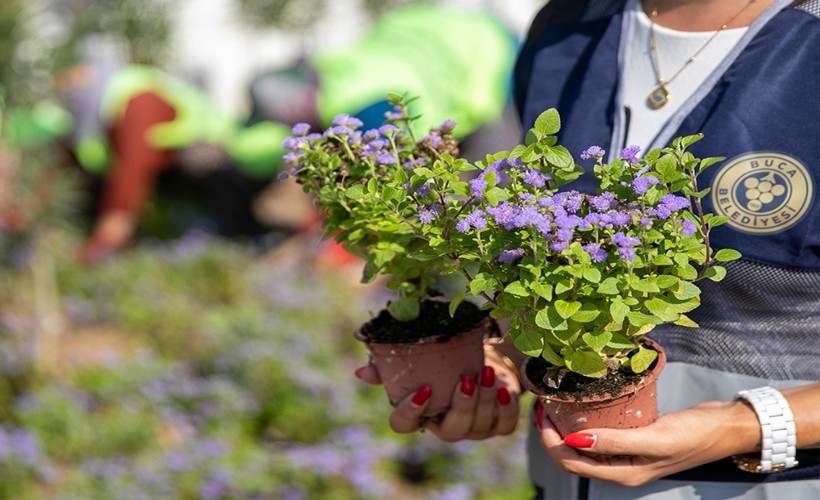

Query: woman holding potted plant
[358,0,820,498]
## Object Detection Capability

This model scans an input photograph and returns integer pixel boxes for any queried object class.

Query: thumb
[562,426,668,457]
[354,364,382,385]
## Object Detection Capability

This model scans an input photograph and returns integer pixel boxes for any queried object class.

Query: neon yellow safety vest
[311,4,517,138]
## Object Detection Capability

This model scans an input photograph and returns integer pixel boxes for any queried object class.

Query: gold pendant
[648,85,670,110]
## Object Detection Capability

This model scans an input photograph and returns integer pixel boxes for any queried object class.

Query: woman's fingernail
[564,432,597,448]
[411,385,432,406]
[536,400,544,431]
[481,366,495,388]
[460,375,476,396]
[497,387,511,405]
[354,367,366,379]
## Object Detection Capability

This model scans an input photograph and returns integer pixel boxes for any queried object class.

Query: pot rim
[520,337,667,404]
[354,315,495,347]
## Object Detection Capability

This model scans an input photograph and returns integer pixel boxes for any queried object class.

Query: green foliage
[284,95,740,379]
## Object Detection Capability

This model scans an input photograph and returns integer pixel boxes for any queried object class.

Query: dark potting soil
[359,299,496,344]
[525,349,657,401]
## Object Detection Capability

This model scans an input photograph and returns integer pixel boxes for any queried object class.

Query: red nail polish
[564,432,597,448]
[411,385,432,406]
[497,387,511,405]
[354,367,366,379]
[536,400,544,431]
[481,366,495,388]
[460,375,476,396]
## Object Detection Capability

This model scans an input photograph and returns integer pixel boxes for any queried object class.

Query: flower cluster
[282,96,740,379]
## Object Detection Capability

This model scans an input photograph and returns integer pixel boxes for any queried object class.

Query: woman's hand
[355,346,522,441]
[537,382,820,486]
[536,399,761,487]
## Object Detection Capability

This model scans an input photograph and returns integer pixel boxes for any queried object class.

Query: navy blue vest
[515,0,820,270]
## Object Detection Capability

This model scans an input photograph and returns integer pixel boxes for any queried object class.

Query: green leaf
[627,311,663,327]
[504,281,530,297]
[655,275,680,289]
[713,248,742,262]
[535,307,568,331]
[652,254,674,266]
[708,215,729,228]
[629,346,658,374]
[704,265,727,282]
[606,332,635,349]
[582,331,612,352]
[655,154,681,183]
[387,297,420,322]
[540,344,566,367]
[534,108,561,136]
[554,300,582,319]
[597,277,620,295]
[345,185,365,200]
[555,279,573,295]
[484,187,509,206]
[530,282,553,301]
[583,268,602,283]
[674,314,700,328]
[570,303,602,322]
[644,298,680,322]
[610,300,630,324]
[511,327,544,357]
[449,294,465,317]
[544,145,574,169]
[566,350,607,378]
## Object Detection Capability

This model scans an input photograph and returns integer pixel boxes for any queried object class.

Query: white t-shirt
[622,0,747,150]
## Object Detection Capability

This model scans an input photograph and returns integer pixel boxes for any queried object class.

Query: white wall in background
[168,0,544,115]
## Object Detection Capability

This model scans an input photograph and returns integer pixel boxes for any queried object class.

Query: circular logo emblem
[711,152,813,234]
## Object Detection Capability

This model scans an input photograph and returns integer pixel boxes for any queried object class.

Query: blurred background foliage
[0,0,536,497]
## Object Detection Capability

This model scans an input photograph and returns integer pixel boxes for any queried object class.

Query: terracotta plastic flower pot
[521,338,667,437]
[355,316,492,419]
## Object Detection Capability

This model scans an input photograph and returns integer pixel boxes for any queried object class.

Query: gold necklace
[647,0,755,110]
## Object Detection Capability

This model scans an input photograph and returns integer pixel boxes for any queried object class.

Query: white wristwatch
[733,386,798,473]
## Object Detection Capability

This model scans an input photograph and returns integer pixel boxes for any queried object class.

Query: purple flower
[291,123,311,136]
[564,191,584,213]
[513,205,548,230]
[611,232,639,248]
[413,183,432,197]
[421,134,442,148]
[522,169,547,188]
[367,138,388,149]
[508,157,525,168]
[680,219,697,236]
[589,192,615,212]
[609,211,632,227]
[583,243,608,263]
[468,178,487,196]
[550,241,567,252]
[363,129,380,141]
[418,204,441,224]
[580,145,606,160]
[620,145,641,164]
[659,194,691,212]
[439,119,457,132]
[378,124,399,135]
[617,246,637,261]
[485,202,520,230]
[283,151,303,164]
[519,193,536,203]
[497,248,525,263]
[632,175,660,195]
[376,152,397,165]
[332,114,363,129]
[556,228,574,242]
[554,214,581,230]
[323,125,351,137]
[456,209,487,232]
